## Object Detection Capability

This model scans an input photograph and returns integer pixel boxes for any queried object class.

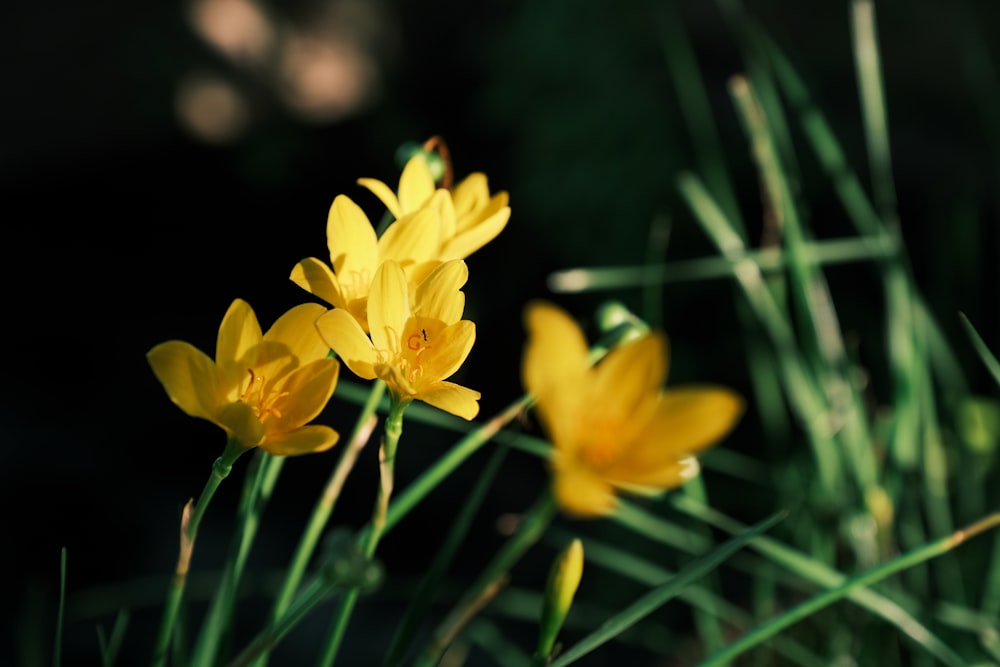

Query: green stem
[191,451,283,667]
[696,513,1000,667]
[415,488,560,667]
[316,397,409,667]
[151,439,246,667]
[251,382,383,667]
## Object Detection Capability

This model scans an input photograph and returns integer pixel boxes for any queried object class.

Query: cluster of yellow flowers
[147,141,744,518]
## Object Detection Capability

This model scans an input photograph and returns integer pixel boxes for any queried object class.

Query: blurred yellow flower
[290,193,441,332]
[148,299,341,456]
[316,259,480,420]
[358,153,511,261]
[522,301,744,518]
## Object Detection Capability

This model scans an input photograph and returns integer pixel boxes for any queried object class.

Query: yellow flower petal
[417,381,481,420]
[216,401,266,447]
[260,424,340,456]
[315,308,378,379]
[439,205,510,261]
[217,298,262,376]
[147,341,220,421]
[421,320,475,383]
[327,194,378,276]
[643,386,745,456]
[608,457,700,494]
[522,301,589,401]
[290,257,346,310]
[356,176,402,220]
[396,154,436,213]
[261,302,330,366]
[267,358,340,432]
[378,207,441,268]
[591,332,667,422]
[368,260,410,353]
[552,465,618,518]
[415,259,468,323]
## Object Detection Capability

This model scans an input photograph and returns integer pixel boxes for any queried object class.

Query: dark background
[4,1,1000,665]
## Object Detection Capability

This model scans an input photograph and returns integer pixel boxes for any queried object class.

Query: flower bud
[536,538,584,661]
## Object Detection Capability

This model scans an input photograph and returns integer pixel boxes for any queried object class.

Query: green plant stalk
[191,451,284,667]
[670,494,969,666]
[546,235,897,293]
[851,0,898,227]
[54,547,66,667]
[730,74,879,498]
[253,380,384,667]
[415,489,560,667]
[549,511,786,667]
[151,439,245,667]
[381,443,510,667]
[696,513,1000,667]
[676,171,843,495]
[316,397,408,667]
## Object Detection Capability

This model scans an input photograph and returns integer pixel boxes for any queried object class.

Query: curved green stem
[316,396,409,667]
[415,488,560,667]
[248,382,384,667]
[151,438,246,667]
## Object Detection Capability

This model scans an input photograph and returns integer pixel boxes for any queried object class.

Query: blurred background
[4,0,1000,665]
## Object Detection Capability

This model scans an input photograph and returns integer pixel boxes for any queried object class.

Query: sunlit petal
[417,381,481,420]
[290,257,346,309]
[217,298,262,368]
[522,301,589,400]
[147,341,220,421]
[327,194,378,276]
[439,205,510,261]
[216,401,266,447]
[591,333,667,421]
[552,465,617,518]
[396,154,436,213]
[378,207,441,268]
[260,424,340,456]
[422,320,475,383]
[267,359,340,431]
[356,176,402,219]
[642,386,745,456]
[262,302,330,365]
[415,259,468,323]
[315,308,377,379]
[368,260,409,353]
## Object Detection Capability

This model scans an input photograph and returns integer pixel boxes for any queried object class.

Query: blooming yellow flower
[147,299,341,456]
[522,301,744,518]
[290,193,442,331]
[357,152,510,261]
[315,259,480,420]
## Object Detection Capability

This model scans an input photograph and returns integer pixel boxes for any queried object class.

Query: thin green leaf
[548,510,786,667]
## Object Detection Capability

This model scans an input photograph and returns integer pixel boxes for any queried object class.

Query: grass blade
[547,510,786,667]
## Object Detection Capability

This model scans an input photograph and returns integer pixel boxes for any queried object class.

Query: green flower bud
[535,538,584,662]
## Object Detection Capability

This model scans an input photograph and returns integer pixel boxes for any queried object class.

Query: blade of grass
[54,547,66,667]
[959,312,1000,388]
[381,443,510,667]
[696,513,1000,667]
[670,493,969,666]
[676,170,843,495]
[96,609,130,667]
[546,526,827,667]
[547,510,786,667]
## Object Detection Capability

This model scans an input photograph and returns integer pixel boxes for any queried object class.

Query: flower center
[239,369,288,420]
[375,321,435,386]
[577,419,622,470]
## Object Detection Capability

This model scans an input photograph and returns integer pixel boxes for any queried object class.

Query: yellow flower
[357,153,510,261]
[522,301,745,518]
[290,193,442,331]
[147,299,341,456]
[316,259,481,420]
